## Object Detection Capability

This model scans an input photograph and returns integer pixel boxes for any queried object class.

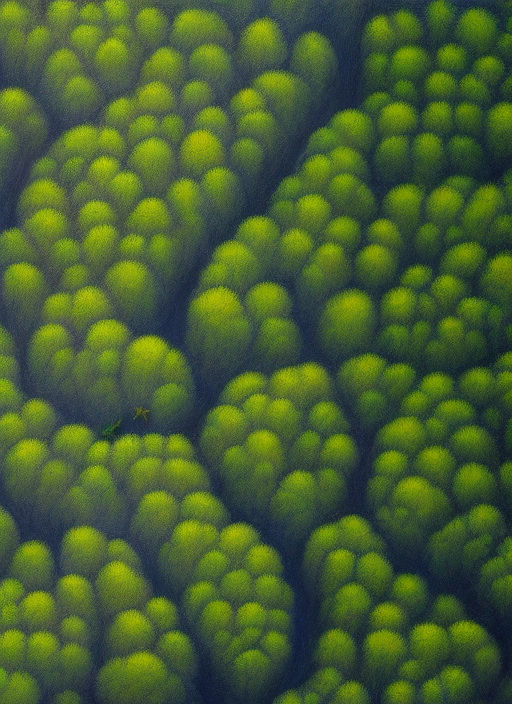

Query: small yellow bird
[133,406,150,421]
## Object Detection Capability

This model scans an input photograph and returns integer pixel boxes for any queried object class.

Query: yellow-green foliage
[200,363,357,548]
[0,524,198,704]
[0,1,511,703]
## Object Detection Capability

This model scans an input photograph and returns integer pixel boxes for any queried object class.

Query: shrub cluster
[346,352,512,628]
[186,103,511,386]
[0,369,295,704]
[274,515,502,704]
[0,6,339,429]
[0,513,198,704]
[362,3,512,182]
[199,362,358,550]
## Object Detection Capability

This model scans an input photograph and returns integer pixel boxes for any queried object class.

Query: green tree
[447,136,483,177]
[94,38,138,95]
[422,101,453,136]
[60,526,108,579]
[189,44,233,95]
[449,424,499,466]
[356,245,398,292]
[364,53,389,94]
[303,514,384,591]
[104,261,157,329]
[55,574,97,624]
[390,572,428,617]
[140,47,186,88]
[390,9,423,44]
[26,630,61,689]
[362,15,396,54]
[105,171,142,217]
[145,596,178,634]
[392,78,418,105]
[378,102,418,136]
[128,137,175,195]
[180,492,229,528]
[362,629,408,689]
[237,110,281,156]
[198,241,261,295]
[0,87,47,174]
[61,75,103,125]
[452,463,497,510]
[429,505,506,579]
[460,75,491,107]
[180,80,214,115]
[455,8,498,56]
[436,44,468,76]
[330,110,375,154]
[270,470,342,546]
[235,216,280,272]
[381,476,452,554]
[229,648,274,702]
[20,590,57,632]
[412,132,446,187]
[384,184,423,237]
[96,652,172,704]
[156,629,197,680]
[180,130,225,178]
[201,167,244,225]
[159,520,219,594]
[130,492,178,559]
[2,263,49,335]
[413,445,456,492]
[425,71,458,102]
[231,138,265,182]
[61,465,126,534]
[0,671,40,704]
[328,172,376,223]
[221,428,284,516]
[440,243,486,281]
[170,9,232,52]
[449,620,501,694]
[95,561,148,618]
[43,49,95,123]
[76,199,116,237]
[426,1,456,46]
[375,136,410,185]
[186,287,251,387]
[121,335,194,428]
[477,537,512,622]
[105,609,156,657]
[389,45,430,84]
[127,196,171,238]
[135,8,168,49]
[69,23,105,64]
[237,19,287,75]
[60,615,92,647]
[253,71,310,132]
[486,103,512,165]
[0,629,26,671]
[319,290,375,361]
[291,32,338,98]
[313,628,356,677]
[473,56,504,87]
[10,541,54,591]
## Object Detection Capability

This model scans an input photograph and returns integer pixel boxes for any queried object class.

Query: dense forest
[0,0,511,702]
